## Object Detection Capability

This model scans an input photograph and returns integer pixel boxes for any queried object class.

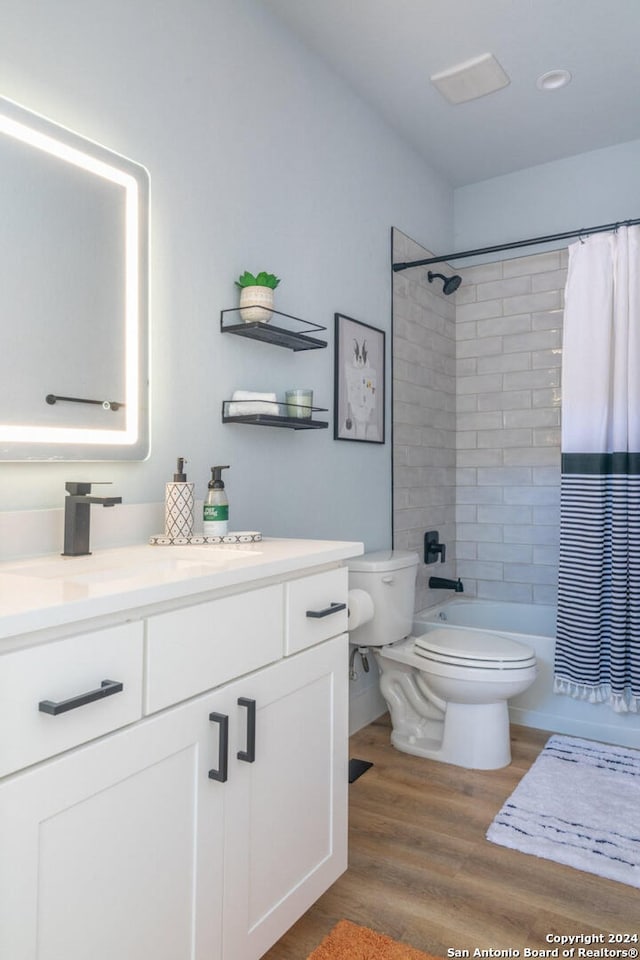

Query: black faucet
[424,530,446,564]
[63,482,122,557]
[428,576,464,593]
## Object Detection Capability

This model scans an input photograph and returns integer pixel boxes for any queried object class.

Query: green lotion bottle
[203,465,230,536]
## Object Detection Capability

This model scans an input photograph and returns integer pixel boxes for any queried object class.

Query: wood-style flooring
[263,716,639,959]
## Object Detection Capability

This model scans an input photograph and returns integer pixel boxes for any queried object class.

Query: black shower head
[428,270,462,295]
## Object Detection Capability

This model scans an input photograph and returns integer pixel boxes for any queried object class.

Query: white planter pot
[239,285,274,323]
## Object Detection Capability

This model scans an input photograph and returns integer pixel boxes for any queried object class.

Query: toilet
[348,550,537,770]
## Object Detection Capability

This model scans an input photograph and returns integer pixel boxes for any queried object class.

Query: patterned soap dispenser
[164,457,195,540]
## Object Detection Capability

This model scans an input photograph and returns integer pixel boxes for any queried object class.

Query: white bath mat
[486,734,640,888]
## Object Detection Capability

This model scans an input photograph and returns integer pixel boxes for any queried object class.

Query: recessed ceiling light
[536,69,572,91]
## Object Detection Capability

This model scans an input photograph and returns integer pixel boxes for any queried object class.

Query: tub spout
[429,576,464,592]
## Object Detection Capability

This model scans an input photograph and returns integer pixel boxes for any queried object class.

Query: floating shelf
[222,400,328,430]
[220,308,327,351]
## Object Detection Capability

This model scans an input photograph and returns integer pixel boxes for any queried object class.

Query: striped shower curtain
[554,225,640,713]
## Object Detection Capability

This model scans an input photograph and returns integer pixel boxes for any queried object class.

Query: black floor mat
[348,758,373,783]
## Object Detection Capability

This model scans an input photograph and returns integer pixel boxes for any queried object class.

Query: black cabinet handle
[38,679,123,716]
[305,601,347,619]
[208,712,229,782]
[237,697,256,763]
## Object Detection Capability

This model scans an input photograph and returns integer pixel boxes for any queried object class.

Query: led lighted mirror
[0,96,149,460]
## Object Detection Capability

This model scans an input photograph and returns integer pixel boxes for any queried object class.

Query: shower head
[428,270,462,295]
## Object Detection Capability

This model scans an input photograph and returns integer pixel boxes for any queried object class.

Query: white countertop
[0,538,363,642]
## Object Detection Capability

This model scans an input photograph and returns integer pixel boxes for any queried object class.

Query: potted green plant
[235,271,281,323]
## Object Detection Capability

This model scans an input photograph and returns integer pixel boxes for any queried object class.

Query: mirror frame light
[0,96,150,461]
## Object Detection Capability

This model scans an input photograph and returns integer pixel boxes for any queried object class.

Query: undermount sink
[2,544,260,586]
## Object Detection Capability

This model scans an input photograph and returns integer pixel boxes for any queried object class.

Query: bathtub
[413,598,639,750]
[419,598,556,637]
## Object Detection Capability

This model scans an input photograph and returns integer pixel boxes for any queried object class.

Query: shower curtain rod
[392,216,640,271]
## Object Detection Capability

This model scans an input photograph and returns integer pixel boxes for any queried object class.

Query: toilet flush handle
[382,575,394,584]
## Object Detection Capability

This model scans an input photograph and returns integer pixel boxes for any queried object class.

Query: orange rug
[307,919,440,960]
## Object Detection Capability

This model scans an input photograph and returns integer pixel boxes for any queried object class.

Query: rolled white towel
[228,390,279,417]
[232,390,277,402]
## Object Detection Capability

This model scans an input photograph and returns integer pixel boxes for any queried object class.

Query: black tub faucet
[424,530,446,564]
[63,482,122,557]
[428,576,464,593]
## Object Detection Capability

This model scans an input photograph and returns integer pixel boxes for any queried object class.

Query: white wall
[0,0,452,554]
[454,138,640,254]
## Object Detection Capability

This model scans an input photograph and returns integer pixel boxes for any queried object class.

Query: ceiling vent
[430,53,510,104]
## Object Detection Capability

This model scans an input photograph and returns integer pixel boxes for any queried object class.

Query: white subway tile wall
[456,251,565,603]
[393,229,565,610]
[392,229,457,611]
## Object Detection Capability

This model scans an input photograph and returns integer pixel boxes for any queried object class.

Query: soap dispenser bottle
[203,465,230,536]
[165,457,195,539]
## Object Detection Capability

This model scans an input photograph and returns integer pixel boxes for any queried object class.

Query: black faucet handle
[424,530,446,564]
[65,481,113,496]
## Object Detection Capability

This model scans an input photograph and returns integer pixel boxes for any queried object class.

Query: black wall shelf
[222,401,328,430]
[220,308,327,351]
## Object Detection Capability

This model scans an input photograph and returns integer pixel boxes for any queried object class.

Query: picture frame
[334,313,385,443]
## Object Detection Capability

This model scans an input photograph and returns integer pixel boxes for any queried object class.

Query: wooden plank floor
[263,716,639,959]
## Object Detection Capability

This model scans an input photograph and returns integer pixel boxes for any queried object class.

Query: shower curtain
[554,224,640,713]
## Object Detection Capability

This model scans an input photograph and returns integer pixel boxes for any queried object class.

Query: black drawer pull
[208,712,229,782]
[38,679,123,716]
[237,697,256,763]
[305,601,347,619]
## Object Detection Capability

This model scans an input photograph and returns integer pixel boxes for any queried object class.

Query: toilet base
[390,700,512,770]
[373,635,537,770]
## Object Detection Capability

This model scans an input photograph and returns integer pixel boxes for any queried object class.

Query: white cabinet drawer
[0,622,143,778]
[284,568,348,655]
[145,584,283,713]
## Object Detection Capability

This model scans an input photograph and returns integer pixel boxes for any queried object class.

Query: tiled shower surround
[392,228,566,608]
[392,229,457,612]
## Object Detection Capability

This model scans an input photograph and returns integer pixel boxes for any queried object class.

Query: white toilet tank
[348,550,419,647]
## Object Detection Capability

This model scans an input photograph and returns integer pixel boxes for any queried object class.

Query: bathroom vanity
[0,537,362,960]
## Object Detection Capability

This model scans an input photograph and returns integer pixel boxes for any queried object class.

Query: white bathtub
[414,599,639,750]
[418,598,556,637]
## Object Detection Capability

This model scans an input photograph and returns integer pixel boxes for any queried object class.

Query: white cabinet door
[222,634,349,960]
[0,697,225,960]
[0,635,348,960]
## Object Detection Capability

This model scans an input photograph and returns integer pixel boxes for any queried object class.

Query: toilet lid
[414,627,535,666]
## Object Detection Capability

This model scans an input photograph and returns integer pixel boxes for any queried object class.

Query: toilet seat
[413,627,536,671]
[380,631,536,677]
